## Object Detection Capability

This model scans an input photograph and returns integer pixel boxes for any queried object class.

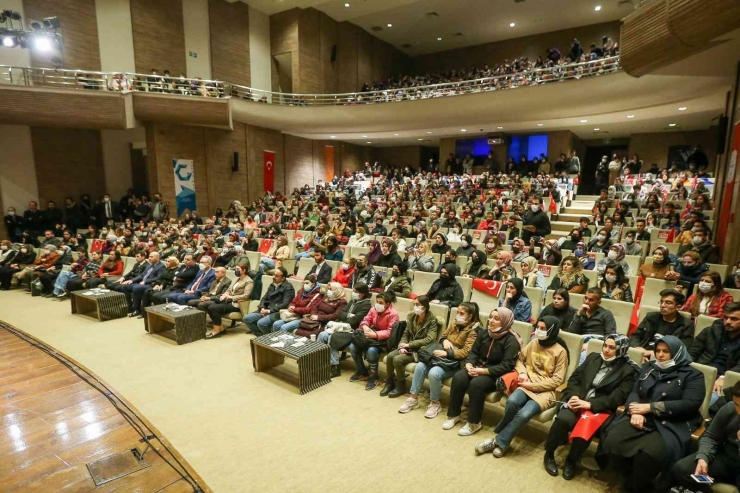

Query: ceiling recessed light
[594,5,602,11]
[537,123,544,126]
[678,106,687,111]
[594,128,600,131]
[497,126,503,129]
[393,133,399,136]
[362,135,368,138]
[367,141,372,144]
[509,22,516,27]
[330,135,336,139]
[437,37,442,41]
[460,129,467,132]
[344,2,349,6]
[387,23,392,27]
[580,119,588,123]
[426,131,432,134]
[418,138,423,141]
[669,123,677,127]
[627,114,635,118]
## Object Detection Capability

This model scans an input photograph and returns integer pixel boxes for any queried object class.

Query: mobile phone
[691,475,713,484]
[668,264,675,272]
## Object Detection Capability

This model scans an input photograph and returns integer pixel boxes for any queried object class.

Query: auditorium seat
[690,362,717,418]
[694,314,719,338]
[409,271,438,296]
[586,337,643,365]
[642,278,677,306]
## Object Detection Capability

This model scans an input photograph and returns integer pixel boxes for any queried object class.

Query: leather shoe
[205,330,225,339]
[379,379,395,397]
[543,456,559,476]
[330,365,341,378]
[562,459,577,480]
[388,381,406,398]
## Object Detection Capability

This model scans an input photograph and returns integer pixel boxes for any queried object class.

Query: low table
[250,333,331,395]
[144,304,207,345]
[70,290,128,321]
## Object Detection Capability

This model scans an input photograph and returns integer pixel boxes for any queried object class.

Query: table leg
[250,341,284,372]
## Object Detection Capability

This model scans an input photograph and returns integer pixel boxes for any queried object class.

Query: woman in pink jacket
[349,292,400,390]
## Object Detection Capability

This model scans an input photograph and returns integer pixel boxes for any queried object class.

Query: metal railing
[0,55,620,106]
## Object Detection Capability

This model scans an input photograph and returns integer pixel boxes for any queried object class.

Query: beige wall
[411,21,620,75]
[100,127,145,199]
[249,5,271,95]
[183,0,212,79]
[0,125,38,212]
[370,146,422,169]
[95,0,135,73]
[628,128,719,170]
[131,0,187,75]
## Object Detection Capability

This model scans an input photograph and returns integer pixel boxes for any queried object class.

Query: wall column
[248,5,271,98]
[182,0,212,79]
[95,0,136,73]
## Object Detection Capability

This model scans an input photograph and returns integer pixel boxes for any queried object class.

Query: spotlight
[42,16,60,29]
[30,21,41,30]
[2,35,16,47]
[33,35,53,52]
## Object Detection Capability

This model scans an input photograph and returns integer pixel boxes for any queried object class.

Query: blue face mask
[575,249,583,256]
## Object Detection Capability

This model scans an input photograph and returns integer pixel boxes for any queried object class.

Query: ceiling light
[330,135,336,139]
[594,5,602,11]
[580,119,588,123]
[669,123,677,127]
[497,126,503,129]
[509,22,516,27]
[626,114,635,118]
[536,123,544,126]
[2,36,17,48]
[32,35,53,52]
[594,128,600,131]
[678,106,687,111]
[387,23,392,27]
[393,133,399,136]
[437,37,442,41]
[426,131,432,134]
[362,135,368,138]
[344,3,350,6]
[460,129,467,132]
[418,138,423,141]
[367,141,372,144]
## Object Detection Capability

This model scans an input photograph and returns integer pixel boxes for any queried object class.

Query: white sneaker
[458,422,482,436]
[398,397,419,414]
[425,401,442,419]
[475,438,496,455]
[442,416,460,430]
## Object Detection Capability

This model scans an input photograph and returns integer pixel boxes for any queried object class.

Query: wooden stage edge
[0,320,211,493]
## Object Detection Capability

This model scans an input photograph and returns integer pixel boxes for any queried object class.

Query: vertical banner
[172,158,196,216]
[717,121,739,251]
[264,151,275,193]
[325,145,335,183]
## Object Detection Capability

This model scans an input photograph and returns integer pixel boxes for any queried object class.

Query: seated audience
[573,242,595,270]
[623,230,643,257]
[332,257,356,287]
[540,288,577,330]
[677,226,720,264]
[684,271,734,318]
[463,249,489,278]
[666,250,708,295]
[638,246,672,279]
[498,278,532,322]
[294,281,347,339]
[548,256,589,293]
[53,250,102,297]
[259,235,290,272]
[427,264,464,307]
[202,263,254,339]
[595,244,633,276]
[242,267,295,336]
[271,274,323,333]
[520,256,546,292]
[382,261,411,299]
[350,253,379,289]
[149,254,199,305]
[375,239,401,268]
[599,262,633,302]
[306,249,332,284]
[349,292,399,390]
[485,250,515,281]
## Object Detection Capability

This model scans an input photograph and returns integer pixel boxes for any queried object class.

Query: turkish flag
[628,276,646,334]
[549,196,557,213]
[569,410,611,442]
[259,238,273,254]
[472,278,505,297]
[656,229,676,243]
[263,151,275,193]
[90,239,105,253]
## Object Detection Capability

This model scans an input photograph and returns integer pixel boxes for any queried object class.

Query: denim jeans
[294,250,313,261]
[349,343,381,374]
[272,318,301,332]
[410,362,456,401]
[494,389,541,450]
[243,311,277,336]
[53,271,77,295]
[317,331,340,365]
[259,257,276,272]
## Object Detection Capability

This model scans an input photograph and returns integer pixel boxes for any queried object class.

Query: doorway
[582,145,628,195]
[273,52,293,104]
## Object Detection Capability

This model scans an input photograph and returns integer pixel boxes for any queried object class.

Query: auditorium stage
[0,290,613,493]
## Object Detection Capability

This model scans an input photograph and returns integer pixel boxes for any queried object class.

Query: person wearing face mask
[382,261,411,299]
[444,307,521,435]
[572,241,595,270]
[456,234,475,257]
[4,207,23,242]
[483,234,503,260]
[587,228,612,254]
[677,226,720,264]
[597,336,705,492]
[13,244,60,290]
[271,274,323,333]
[544,334,639,479]
[294,281,347,339]
[399,302,481,417]
[476,316,569,457]
[666,251,708,295]
[622,230,643,258]
[463,250,489,279]
[243,267,296,336]
[521,196,551,244]
[0,241,17,265]
[0,244,35,290]
[369,218,387,237]
[507,238,526,262]
[639,246,673,280]
[549,256,589,294]
[168,257,216,305]
[331,257,356,287]
[685,272,734,318]
[560,229,582,252]
[203,262,254,339]
[381,295,440,398]
[598,263,633,302]
[427,264,464,308]
[531,238,562,266]
[350,253,379,289]
[349,292,399,390]
[594,244,632,277]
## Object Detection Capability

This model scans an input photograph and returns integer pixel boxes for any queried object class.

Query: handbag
[351,330,373,351]
[298,318,320,332]
[279,309,299,322]
[328,332,353,351]
[418,342,461,372]
[30,278,44,297]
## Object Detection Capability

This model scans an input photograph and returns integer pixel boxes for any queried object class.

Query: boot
[379,377,395,397]
[388,377,406,398]
[330,365,341,378]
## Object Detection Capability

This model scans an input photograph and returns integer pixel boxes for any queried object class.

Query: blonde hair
[167,256,180,268]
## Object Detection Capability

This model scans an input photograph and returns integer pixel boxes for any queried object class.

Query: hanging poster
[173,158,196,215]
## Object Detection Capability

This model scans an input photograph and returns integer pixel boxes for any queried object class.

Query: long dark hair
[458,301,481,326]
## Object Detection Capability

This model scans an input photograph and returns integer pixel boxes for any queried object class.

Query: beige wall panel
[209,0,250,87]
[130,0,186,76]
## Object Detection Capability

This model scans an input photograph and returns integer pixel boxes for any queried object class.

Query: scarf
[536,316,570,363]
[557,261,583,289]
[490,307,523,348]
[649,335,693,370]
[605,334,640,369]
[366,240,381,264]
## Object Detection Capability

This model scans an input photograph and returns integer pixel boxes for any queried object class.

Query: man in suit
[187,267,231,310]
[96,194,118,227]
[4,207,23,242]
[149,254,199,305]
[307,250,332,284]
[107,252,147,290]
[168,256,216,305]
[23,201,44,236]
[120,252,165,316]
[243,267,295,336]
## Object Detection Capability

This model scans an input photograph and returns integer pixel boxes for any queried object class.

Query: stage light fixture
[33,34,53,52]
[2,35,16,47]
[42,16,60,29]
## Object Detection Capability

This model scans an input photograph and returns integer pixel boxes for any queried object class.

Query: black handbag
[328,332,353,351]
[418,342,460,372]
[351,330,372,351]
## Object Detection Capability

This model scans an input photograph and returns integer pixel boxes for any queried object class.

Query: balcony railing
[0,55,620,106]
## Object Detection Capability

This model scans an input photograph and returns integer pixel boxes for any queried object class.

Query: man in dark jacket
[150,254,199,305]
[690,302,740,405]
[307,250,332,284]
[23,201,44,236]
[521,196,551,244]
[677,227,720,264]
[4,207,23,242]
[243,267,295,336]
[350,254,379,289]
[427,264,463,308]
[630,289,694,359]
[43,201,64,231]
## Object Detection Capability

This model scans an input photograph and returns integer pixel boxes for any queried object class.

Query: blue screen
[508,134,548,161]
[455,138,492,157]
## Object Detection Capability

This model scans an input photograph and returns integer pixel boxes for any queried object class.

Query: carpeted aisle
[0,290,614,493]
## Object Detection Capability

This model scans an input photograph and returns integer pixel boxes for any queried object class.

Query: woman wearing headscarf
[375,239,401,268]
[532,238,562,266]
[511,238,528,262]
[548,256,589,293]
[431,232,451,255]
[463,249,489,279]
[456,233,475,257]
[543,334,638,480]
[587,227,612,254]
[443,307,521,436]
[475,316,568,458]
[365,239,381,265]
[573,241,595,270]
[294,281,347,339]
[597,336,705,492]
[242,229,259,252]
[595,243,633,276]
[399,302,481,418]
[639,246,672,280]
[486,250,516,282]
[382,261,411,299]
[427,264,464,308]
[539,288,576,331]
[498,278,532,322]
[271,274,324,333]
[520,256,546,293]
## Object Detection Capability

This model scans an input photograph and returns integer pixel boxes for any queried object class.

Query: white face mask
[303,282,313,291]
[351,292,360,300]
[655,359,676,370]
[530,205,539,212]
[605,274,617,284]
[535,329,549,340]
[455,314,468,325]
[374,303,385,313]
[461,240,469,248]
[326,289,334,298]
[0,245,7,251]
[413,306,423,315]
[601,353,616,362]
[607,250,618,260]
[625,237,634,244]
[20,248,28,254]
[698,281,713,294]
[198,263,206,271]
[692,236,703,245]
[341,263,349,271]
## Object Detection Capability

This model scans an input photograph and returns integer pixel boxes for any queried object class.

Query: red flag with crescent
[472,278,505,297]
[569,410,611,442]
[264,151,275,192]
